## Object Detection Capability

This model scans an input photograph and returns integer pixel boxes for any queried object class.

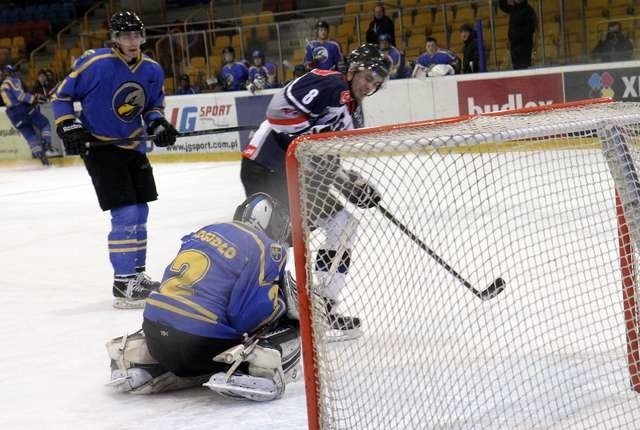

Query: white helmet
[233,193,290,242]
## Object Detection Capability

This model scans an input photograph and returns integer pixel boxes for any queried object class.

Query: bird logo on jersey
[112,82,146,123]
[312,46,329,64]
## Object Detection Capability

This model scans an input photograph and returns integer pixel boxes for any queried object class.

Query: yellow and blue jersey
[51,47,166,152]
[1,76,36,108]
[143,222,287,339]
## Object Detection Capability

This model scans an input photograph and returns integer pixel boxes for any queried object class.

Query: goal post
[286,99,640,429]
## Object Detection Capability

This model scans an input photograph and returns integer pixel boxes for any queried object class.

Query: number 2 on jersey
[159,249,211,297]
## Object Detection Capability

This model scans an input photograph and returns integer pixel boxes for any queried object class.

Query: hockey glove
[33,94,47,105]
[338,169,382,209]
[148,118,179,147]
[56,120,92,155]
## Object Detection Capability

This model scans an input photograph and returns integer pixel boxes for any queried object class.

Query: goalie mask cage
[286,99,640,429]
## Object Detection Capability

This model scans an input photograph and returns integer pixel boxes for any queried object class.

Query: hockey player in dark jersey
[241,43,391,339]
[51,10,179,309]
[303,20,345,72]
[106,193,301,401]
[0,65,52,165]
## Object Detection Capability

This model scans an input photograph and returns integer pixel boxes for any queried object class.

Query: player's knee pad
[319,209,359,250]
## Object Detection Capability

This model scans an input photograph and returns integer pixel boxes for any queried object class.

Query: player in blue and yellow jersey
[412,36,461,77]
[219,46,249,91]
[241,44,390,341]
[303,20,344,72]
[106,193,301,401]
[378,33,408,79]
[51,10,179,309]
[1,64,52,165]
[246,50,277,93]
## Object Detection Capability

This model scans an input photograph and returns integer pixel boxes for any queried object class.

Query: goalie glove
[335,169,381,209]
[147,118,178,147]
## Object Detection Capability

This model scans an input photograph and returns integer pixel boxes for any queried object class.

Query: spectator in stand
[175,74,200,95]
[246,49,277,93]
[498,0,537,70]
[411,37,461,78]
[459,23,482,74]
[591,21,634,63]
[32,69,55,99]
[219,46,249,91]
[366,4,395,46]
[304,20,344,72]
[377,33,406,79]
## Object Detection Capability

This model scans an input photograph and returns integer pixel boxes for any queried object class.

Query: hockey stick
[376,203,505,301]
[85,125,259,148]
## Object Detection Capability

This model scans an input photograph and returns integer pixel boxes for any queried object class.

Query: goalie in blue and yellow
[51,10,179,309]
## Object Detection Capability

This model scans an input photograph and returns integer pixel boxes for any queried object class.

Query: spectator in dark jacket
[365,4,395,46]
[591,21,633,63]
[499,0,537,69]
[459,23,481,73]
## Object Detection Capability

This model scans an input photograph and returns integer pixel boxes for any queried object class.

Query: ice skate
[324,299,363,342]
[112,273,159,309]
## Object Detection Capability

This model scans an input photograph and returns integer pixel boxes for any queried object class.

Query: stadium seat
[258,11,274,23]
[190,56,206,68]
[344,2,360,15]
[241,13,257,26]
[12,36,25,52]
[0,37,11,50]
[164,77,175,94]
[413,11,431,28]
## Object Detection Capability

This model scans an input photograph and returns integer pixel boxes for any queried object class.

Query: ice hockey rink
[6,148,640,430]
[0,161,309,430]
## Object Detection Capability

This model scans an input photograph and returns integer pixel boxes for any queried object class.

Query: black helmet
[222,46,235,55]
[347,43,391,81]
[110,10,145,42]
[316,20,329,30]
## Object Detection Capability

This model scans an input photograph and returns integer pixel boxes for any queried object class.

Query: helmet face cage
[347,43,392,83]
[110,10,146,44]
[233,193,291,243]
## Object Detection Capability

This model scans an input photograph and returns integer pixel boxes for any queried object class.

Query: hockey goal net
[286,99,640,429]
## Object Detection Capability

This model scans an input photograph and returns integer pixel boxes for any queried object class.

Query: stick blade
[479,277,506,301]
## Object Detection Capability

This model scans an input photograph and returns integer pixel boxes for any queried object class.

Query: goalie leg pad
[205,344,285,401]
[106,330,158,370]
[262,319,302,383]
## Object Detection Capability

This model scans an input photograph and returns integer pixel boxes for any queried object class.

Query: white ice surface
[0,162,308,430]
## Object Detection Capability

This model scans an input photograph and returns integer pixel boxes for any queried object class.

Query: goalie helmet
[233,193,291,243]
[347,43,391,82]
[110,10,146,43]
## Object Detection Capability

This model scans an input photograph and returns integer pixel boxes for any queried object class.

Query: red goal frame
[285,98,640,429]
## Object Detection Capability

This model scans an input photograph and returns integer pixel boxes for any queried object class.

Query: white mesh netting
[289,101,640,429]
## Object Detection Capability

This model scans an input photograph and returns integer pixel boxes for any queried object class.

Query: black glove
[33,94,47,105]
[56,120,92,155]
[148,118,178,147]
[338,169,381,209]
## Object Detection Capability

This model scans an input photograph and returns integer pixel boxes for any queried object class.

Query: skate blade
[113,298,146,309]
[326,328,363,343]
[106,376,131,387]
[203,381,278,402]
